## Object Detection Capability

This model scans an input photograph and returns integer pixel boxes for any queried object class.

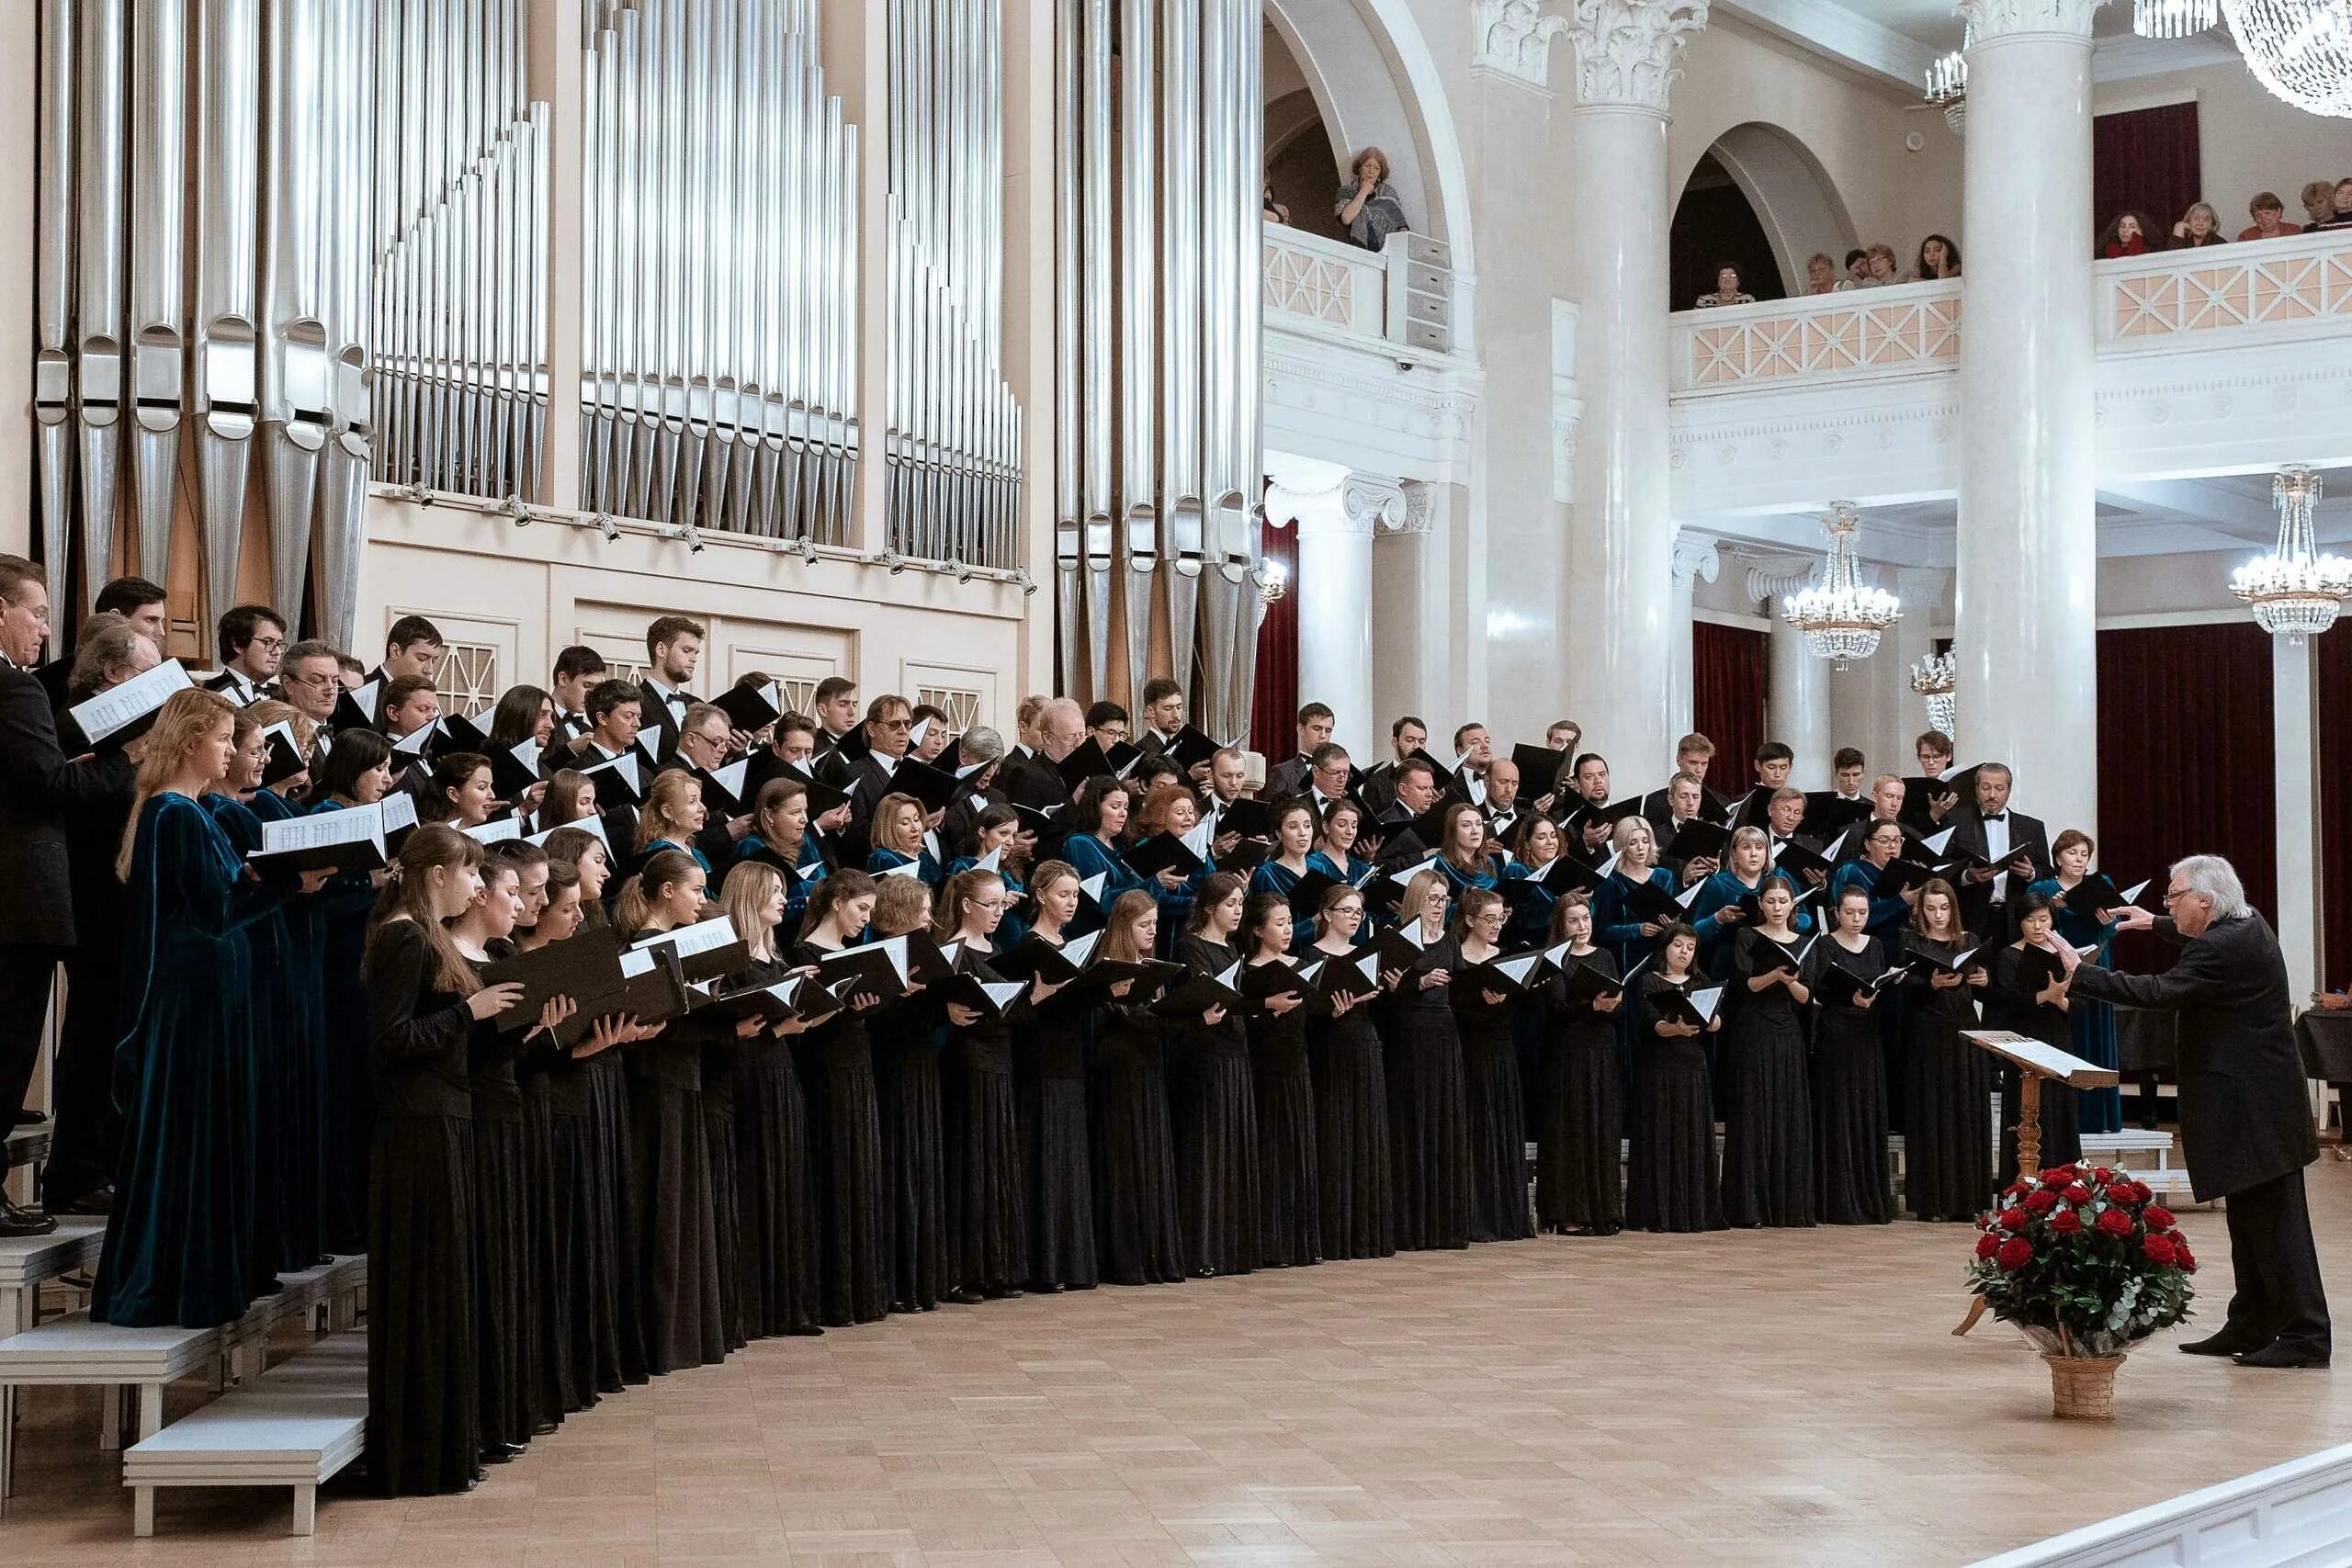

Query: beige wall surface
[2097,62,2352,231]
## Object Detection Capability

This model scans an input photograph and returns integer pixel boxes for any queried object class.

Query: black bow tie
[1982,811,2007,822]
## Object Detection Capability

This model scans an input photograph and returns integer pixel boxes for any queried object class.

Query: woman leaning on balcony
[1912,233,1962,280]
[2239,191,2293,243]
[2099,211,2154,259]
[1693,264,1756,310]
[1336,147,1410,253]
[2169,202,2229,249]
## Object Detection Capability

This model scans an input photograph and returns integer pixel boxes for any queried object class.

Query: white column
[2273,635,2324,1002]
[1954,0,2103,837]
[1667,530,1719,742]
[1747,558,1829,789]
[1266,460,1401,761]
[1562,0,1707,772]
[0,1,33,555]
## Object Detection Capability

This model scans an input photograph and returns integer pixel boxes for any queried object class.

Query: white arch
[1672,121,1856,296]
[1261,0,1477,283]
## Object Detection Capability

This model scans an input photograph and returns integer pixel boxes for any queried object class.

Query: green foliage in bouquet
[1966,1162,2198,1358]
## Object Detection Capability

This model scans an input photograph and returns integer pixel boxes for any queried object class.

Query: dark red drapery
[1693,620,1767,781]
[2319,627,2352,988]
[2095,625,2277,974]
[1249,516,1299,761]
[2092,102,2202,246]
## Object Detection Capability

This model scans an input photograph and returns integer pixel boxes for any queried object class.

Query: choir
[0,571,2143,1497]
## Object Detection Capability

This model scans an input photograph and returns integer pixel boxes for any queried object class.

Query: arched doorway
[1672,122,1856,304]
[1671,152,1784,307]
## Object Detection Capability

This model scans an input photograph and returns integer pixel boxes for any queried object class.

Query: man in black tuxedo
[0,558,139,1235]
[1943,762,2047,941]
[365,614,444,691]
[2061,856,2330,1369]
[1372,758,1445,874]
[1480,756,1523,846]
[1358,715,1427,818]
[1262,702,1334,801]
[635,614,705,765]
[1000,697,1081,812]
[549,645,608,740]
[938,726,1008,859]
[204,604,288,706]
[1640,734,1724,831]
[842,693,918,860]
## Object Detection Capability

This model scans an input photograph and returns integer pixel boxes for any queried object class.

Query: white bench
[0,1217,109,1501]
[2079,1131,2196,1198]
[121,1333,367,1538]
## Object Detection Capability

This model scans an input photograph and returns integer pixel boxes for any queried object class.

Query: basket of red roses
[1965,1163,2198,1418]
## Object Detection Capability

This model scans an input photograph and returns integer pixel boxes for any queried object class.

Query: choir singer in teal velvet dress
[2029,829,2124,1134]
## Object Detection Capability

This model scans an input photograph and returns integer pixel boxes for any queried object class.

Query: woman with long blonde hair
[1377,866,1473,1250]
[865,791,942,886]
[788,869,892,1324]
[633,770,710,872]
[933,868,1029,1298]
[1019,861,1101,1290]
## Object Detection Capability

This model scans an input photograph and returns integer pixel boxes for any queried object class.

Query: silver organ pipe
[75,0,128,615]
[886,0,1022,570]
[33,0,76,614]
[128,0,188,585]
[1053,0,1263,735]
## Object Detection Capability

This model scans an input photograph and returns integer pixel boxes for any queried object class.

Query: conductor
[2058,855,2331,1369]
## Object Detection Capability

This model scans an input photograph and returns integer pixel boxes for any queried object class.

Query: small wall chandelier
[1925,28,1968,134]
[1909,649,1958,737]
[1782,502,1903,670]
[2232,466,2349,641]
[2134,0,2220,37]
[2223,0,2352,118]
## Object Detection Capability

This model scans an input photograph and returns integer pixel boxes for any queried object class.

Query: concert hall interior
[3,0,2352,1563]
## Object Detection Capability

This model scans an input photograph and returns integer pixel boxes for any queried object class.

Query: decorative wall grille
[435,641,502,715]
[915,686,983,732]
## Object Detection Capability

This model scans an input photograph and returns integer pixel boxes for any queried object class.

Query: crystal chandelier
[2134,0,2219,37]
[2223,0,2352,118]
[1782,502,1903,670]
[1909,650,1958,737]
[2231,466,2351,641]
[1925,46,1967,133]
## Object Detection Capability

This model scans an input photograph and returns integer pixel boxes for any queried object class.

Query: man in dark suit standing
[1262,702,1334,801]
[1943,761,2048,942]
[2060,855,2330,1369]
[635,615,706,765]
[0,557,139,1235]
[1000,697,1082,812]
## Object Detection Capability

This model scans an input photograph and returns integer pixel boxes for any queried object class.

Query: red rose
[1999,1207,2032,1232]
[2094,1167,2116,1184]
[2024,1189,2060,1214]
[1975,1233,2000,1260]
[2049,1207,2083,1235]
[2144,1204,2176,1232]
[1996,1236,2034,1270]
[2096,1207,2134,1237]
[2174,1242,2197,1272]
[2143,1233,2177,1265]
[2003,1181,2031,1200]
[2130,1180,2154,1203]
[2063,1182,2093,1205]
[2040,1166,2076,1185]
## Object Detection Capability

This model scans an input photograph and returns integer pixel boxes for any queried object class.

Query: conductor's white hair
[2171,854,2247,921]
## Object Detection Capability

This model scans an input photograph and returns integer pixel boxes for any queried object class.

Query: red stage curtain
[2092,102,2201,245]
[2320,627,2352,989]
[2095,625,2277,973]
[1249,516,1299,761]
[1692,620,1766,780]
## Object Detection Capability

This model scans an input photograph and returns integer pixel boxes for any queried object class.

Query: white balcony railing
[1669,279,1961,393]
[2100,229,2352,344]
[1262,226,1453,357]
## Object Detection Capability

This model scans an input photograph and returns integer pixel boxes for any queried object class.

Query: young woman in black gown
[613,850,729,1371]
[1241,894,1319,1266]
[1721,875,1815,1228]
[1018,863,1103,1289]
[1898,878,1994,1221]
[304,728,398,1257]
[1090,888,1183,1284]
[1449,887,1532,1242]
[362,825,525,1495]
[1626,924,1725,1234]
[868,874,953,1310]
[934,868,1032,1298]
[789,870,894,1325]
[1805,886,1895,1224]
[1378,868,1473,1251]
[1992,889,2083,1176]
[1534,892,1623,1235]
[1305,885,1394,1259]
[1171,873,1260,1277]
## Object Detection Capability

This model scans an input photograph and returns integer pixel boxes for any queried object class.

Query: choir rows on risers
[0,558,2141,1495]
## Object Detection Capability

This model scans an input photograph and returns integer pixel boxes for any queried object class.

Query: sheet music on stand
[1961,1030,2120,1089]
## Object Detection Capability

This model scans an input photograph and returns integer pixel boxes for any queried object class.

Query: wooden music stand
[1951,1030,2120,1337]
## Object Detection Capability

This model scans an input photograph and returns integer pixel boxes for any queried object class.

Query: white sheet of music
[68,659,195,741]
[634,915,741,960]
[379,793,420,836]
[1962,1029,2113,1085]
[254,804,384,856]
[463,817,522,845]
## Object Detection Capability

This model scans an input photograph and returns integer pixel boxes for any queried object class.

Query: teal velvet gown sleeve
[91,794,264,1328]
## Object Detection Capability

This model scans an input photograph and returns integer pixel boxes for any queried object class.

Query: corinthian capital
[1474,0,1570,89]
[1958,0,2107,41]
[1566,0,1709,112]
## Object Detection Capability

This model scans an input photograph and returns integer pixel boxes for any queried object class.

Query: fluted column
[2274,636,2324,1007]
[1667,529,1718,743]
[1747,556,1829,788]
[1562,0,1707,769]
[1954,0,2103,835]
[1267,459,1404,759]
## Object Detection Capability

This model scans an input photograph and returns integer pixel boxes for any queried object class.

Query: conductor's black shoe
[0,1197,56,1237]
[51,1186,113,1216]
[2233,1340,2331,1369]
[2180,1329,2268,1357]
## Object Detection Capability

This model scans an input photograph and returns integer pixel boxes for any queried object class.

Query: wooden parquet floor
[7,1160,2349,1566]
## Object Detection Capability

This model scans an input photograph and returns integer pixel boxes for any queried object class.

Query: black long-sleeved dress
[1534,953,1622,1234]
[616,944,726,1371]
[513,1021,579,1423]
[701,1021,748,1352]
[465,955,534,1451]
[1899,935,1994,1221]
[942,951,1027,1296]
[872,983,947,1310]
[1991,944,2082,1176]
[1245,959,1320,1267]
[1721,929,1815,1228]
[729,955,823,1337]
[1453,961,1532,1242]
[1304,960,1394,1259]
[1378,933,1473,1250]
[582,1042,647,1385]
[1805,935,1894,1224]
[1170,933,1260,1276]
[790,938,891,1324]
[1625,972,1724,1234]
[1021,960,1102,1289]
[359,919,480,1495]
[1090,987,1181,1285]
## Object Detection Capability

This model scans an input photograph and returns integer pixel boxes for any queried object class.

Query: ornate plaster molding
[1566,0,1709,112]
[1670,529,1722,589]
[1473,0,1570,90]
[1958,0,2106,43]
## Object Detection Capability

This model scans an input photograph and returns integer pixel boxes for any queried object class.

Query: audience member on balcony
[1856,243,1901,287]
[2099,212,2153,259]
[1912,233,1962,280]
[1804,253,1840,295]
[2239,192,2293,242]
[2169,202,2227,249]
[1336,147,1409,253]
[2301,180,2339,230]
[1262,183,1291,227]
[2315,178,2352,231]
[1841,249,1868,288]
[1693,264,1756,310]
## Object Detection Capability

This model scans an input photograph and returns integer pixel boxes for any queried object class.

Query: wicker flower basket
[2042,1352,2128,1419]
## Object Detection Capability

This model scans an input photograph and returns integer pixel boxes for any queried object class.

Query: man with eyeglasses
[205,604,288,706]
[842,693,922,861]
[2057,854,2332,1369]
[277,639,347,760]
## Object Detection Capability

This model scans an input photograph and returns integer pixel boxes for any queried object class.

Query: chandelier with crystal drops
[2223,0,2352,118]
[1782,502,1903,669]
[1909,649,1958,737]
[1924,43,1967,133]
[2232,466,2350,641]
[2134,0,2219,38]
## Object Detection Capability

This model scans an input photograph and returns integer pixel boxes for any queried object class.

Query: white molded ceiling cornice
[1709,0,1942,93]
